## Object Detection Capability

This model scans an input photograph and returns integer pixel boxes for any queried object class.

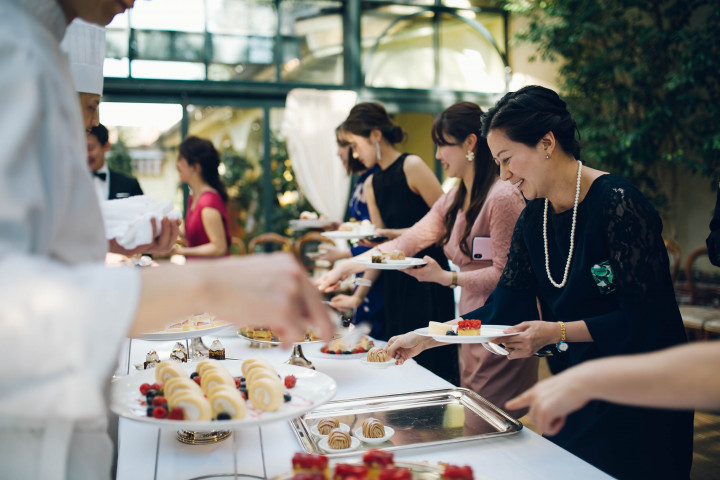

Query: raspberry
[152,396,167,407]
[234,378,242,388]
[193,376,202,386]
[284,375,297,389]
[152,406,167,419]
[139,383,152,395]
[168,407,184,420]
[150,382,163,391]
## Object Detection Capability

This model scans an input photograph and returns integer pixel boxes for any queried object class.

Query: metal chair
[678,247,720,340]
[248,232,293,254]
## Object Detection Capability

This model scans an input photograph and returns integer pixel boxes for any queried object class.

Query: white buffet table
[115,333,612,480]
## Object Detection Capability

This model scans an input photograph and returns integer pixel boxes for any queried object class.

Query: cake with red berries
[292,452,329,478]
[334,464,368,480]
[379,466,412,480]
[363,449,394,478]
[441,465,474,480]
[457,319,482,336]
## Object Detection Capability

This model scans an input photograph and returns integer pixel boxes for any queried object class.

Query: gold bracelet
[449,271,458,288]
[556,321,568,352]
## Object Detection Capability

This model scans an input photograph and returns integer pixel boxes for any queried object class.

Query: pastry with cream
[361,417,385,438]
[209,338,225,360]
[366,347,389,363]
[327,428,351,449]
[317,417,340,435]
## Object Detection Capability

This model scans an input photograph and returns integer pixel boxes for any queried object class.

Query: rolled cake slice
[154,360,187,384]
[248,377,284,412]
[170,392,212,421]
[208,385,247,419]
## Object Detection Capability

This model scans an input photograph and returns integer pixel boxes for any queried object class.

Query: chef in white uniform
[0,0,332,478]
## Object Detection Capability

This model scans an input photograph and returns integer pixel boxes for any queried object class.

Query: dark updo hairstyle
[433,102,498,258]
[179,136,228,203]
[335,124,365,174]
[342,102,405,145]
[481,85,581,160]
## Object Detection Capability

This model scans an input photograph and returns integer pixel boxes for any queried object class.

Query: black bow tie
[92,171,107,181]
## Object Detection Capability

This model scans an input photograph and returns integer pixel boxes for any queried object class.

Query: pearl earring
[466,151,475,162]
[375,141,381,161]
[546,153,550,159]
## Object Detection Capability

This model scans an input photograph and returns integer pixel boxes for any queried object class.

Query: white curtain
[281,88,357,221]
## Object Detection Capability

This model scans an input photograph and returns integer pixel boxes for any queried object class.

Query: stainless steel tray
[289,388,522,458]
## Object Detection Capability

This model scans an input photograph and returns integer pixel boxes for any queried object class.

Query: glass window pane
[130,60,206,80]
[443,0,500,7]
[129,0,205,32]
[279,1,343,84]
[438,12,506,92]
[362,7,434,89]
[134,30,205,62]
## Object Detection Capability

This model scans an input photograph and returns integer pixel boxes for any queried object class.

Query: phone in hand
[472,236,493,260]
[366,235,388,243]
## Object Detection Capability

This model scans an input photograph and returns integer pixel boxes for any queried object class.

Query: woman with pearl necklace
[387,86,693,480]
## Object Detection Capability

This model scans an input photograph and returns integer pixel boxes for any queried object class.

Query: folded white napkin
[101,195,182,249]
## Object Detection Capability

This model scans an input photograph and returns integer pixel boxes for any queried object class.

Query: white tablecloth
[115,333,612,480]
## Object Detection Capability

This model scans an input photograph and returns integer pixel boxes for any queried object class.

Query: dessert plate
[353,257,426,270]
[309,422,350,438]
[111,361,337,430]
[304,340,385,360]
[352,425,396,445]
[321,231,374,240]
[414,325,519,344]
[317,436,361,453]
[135,323,231,341]
[290,219,336,230]
[359,358,396,369]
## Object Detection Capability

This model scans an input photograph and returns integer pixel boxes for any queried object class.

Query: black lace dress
[463,174,693,480]
[372,154,458,385]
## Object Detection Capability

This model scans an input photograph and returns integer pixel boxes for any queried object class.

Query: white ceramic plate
[352,257,427,270]
[309,422,350,438]
[359,358,396,369]
[321,231,374,240]
[317,435,361,453]
[352,425,396,445]
[111,361,336,430]
[414,325,519,344]
[290,219,336,230]
[304,340,385,360]
[134,323,231,341]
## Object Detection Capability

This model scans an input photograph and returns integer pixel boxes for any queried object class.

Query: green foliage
[106,137,134,176]
[505,0,720,204]
[220,133,312,242]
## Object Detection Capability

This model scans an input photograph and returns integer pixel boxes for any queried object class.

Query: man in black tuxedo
[87,123,143,201]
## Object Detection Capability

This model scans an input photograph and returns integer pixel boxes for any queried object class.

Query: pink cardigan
[380,179,538,415]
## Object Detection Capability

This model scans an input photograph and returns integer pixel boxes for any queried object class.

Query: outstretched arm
[506,341,720,435]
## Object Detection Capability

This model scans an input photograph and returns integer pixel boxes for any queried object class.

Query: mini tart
[379,467,412,480]
[334,464,368,480]
[317,417,340,435]
[292,452,329,475]
[441,465,474,480]
[208,385,247,419]
[457,319,482,336]
[170,392,212,421]
[154,361,186,384]
[327,428,352,449]
[248,377,284,412]
[361,418,385,438]
[363,450,394,479]
[366,347,389,363]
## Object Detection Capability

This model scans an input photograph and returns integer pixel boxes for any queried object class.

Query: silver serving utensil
[482,342,510,356]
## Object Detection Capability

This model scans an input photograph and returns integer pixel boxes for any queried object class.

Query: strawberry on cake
[457,320,481,336]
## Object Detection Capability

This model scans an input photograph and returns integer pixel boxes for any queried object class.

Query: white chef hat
[60,19,106,95]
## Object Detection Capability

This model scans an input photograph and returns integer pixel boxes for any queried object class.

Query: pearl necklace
[544,160,583,288]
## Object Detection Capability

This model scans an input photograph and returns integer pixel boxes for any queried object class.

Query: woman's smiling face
[435,133,471,180]
[487,129,546,200]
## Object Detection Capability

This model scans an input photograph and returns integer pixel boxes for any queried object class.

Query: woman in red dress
[173,136,231,258]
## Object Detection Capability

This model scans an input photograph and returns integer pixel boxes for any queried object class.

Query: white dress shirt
[92,164,110,202]
[0,1,140,478]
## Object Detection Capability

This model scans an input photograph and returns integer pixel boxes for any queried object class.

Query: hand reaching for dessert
[385,332,433,364]
[133,252,334,346]
[315,260,365,293]
[329,293,362,310]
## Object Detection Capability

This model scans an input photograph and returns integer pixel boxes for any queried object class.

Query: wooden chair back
[685,247,712,305]
[248,232,293,254]
[294,231,336,271]
[230,236,247,255]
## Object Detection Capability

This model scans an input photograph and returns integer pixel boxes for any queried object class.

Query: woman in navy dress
[387,86,693,479]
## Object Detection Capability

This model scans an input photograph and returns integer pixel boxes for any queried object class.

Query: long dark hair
[179,136,228,203]
[435,102,497,258]
[343,102,405,144]
[481,85,581,159]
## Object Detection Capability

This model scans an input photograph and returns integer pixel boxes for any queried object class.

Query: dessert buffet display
[111,359,337,430]
[415,321,519,344]
[239,326,322,344]
[285,451,475,480]
[290,389,522,457]
[135,313,230,341]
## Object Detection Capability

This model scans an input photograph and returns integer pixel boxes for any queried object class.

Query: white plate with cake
[321,230,375,240]
[353,257,426,270]
[135,316,231,341]
[111,360,337,430]
[415,321,519,344]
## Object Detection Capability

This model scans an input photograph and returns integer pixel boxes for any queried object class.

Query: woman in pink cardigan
[317,103,538,415]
